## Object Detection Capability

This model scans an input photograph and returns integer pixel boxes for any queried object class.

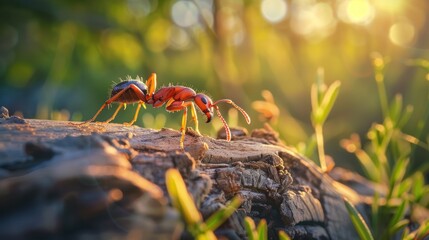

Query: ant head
[194,94,214,123]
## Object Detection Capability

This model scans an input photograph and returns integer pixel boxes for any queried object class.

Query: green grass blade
[344,197,374,240]
[397,105,413,129]
[412,172,425,202]
[396,178,412,198]
[415,220,429,239]
[355,149,380,182]
[244,217,257,240]
[195,231,217,240]
[315,67,326,104]
[371,192,379,238]
[278,230,292,240]
[388,94,403,126]
[311,83,320,115]
[388,157,409,198]
[388,200,408,229]
[372,53,389,118]
[204,196,242,232]
[165,169,202,225]
[317,80,341,125]
[403,219,429,240]
[257,219,268,240]
[388,219,409,236]
[405,58,429,70]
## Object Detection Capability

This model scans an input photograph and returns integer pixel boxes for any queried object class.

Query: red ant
[80,73,251,149]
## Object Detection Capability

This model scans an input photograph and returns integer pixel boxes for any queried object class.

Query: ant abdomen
[111,80,147,103]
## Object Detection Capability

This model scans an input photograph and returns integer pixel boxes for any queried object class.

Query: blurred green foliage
[342,55,429,240]
[1,0,428,169]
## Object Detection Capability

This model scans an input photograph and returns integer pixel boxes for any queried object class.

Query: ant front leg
[166,101,200,149]
[180,106,188,149]
[190,102,200,134]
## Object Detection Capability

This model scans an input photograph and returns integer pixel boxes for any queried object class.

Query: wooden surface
[0,117,363,239]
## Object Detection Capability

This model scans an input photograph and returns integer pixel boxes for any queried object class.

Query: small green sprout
[244,216,292,240]
[311,67,341,172]
[344,197,374,240]
[165,168,242,239]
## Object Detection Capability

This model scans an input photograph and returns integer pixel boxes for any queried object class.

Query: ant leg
[145,73,157,100]
[166,101,196,149]
[79,103,108,125]
[180,106,188,149]
[166,100,199,133]
[79,84,146,125]
[124,102,143,126]
[103,103,124,123]
[189,102,200,134]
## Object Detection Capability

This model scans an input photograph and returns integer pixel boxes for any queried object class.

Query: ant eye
[200,97,208,104]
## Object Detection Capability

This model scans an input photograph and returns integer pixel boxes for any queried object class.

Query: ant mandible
[80,73,251,149]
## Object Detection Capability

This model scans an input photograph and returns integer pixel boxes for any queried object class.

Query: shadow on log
[0,117,365,239]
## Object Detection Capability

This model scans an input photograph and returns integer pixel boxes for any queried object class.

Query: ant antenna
[212,99,251,141]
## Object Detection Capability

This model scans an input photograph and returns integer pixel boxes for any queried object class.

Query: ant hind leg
[104,103,124,124]
[78,103,108,125]
[123,102,143,126]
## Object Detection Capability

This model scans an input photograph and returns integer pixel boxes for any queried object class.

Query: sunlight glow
[103,30,143,68]
[389,21,415,46]
[145,19,169,52]
[261,0,288,23]
[168,26,191,50]
[290,2,336,41]
[374,0,404,13]
[226,16,245,45]
[127,0,155,17]
[195,0,214,28]
[171,0,199,28]
[338,0,375,25]
[217,7,246,46]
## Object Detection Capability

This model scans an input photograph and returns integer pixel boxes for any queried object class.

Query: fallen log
[0,116,364,239]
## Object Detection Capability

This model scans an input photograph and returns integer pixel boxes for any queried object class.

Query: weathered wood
[0,117,363,239]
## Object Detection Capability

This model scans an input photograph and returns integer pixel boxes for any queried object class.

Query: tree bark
[0,117,364,239]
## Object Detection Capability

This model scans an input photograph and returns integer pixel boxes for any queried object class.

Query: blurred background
[0,0,428,170]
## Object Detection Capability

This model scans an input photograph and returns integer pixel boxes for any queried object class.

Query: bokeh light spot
[103,30,143,68]
[171,0,199,28]
[261,0,288,23]
[290,2,336,41]
[198,0,214,28]
[145,19,170,52]
[127,0,155,17]
[168,26,191,50]
[389,21,415,46]
[109,188,123,202]
[338,0,375,25]
[217,7,246,46]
